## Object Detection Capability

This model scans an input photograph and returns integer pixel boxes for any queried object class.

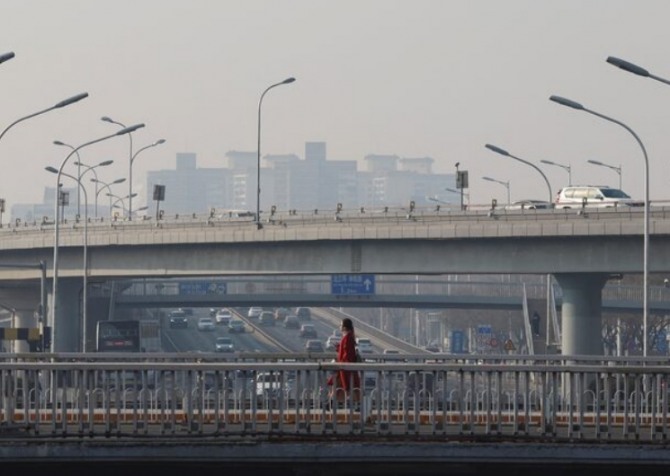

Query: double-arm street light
[0,93,88,143]
[587,159,622,189]
[91,177,126,218]
[550,94,650,357]
[45,167,88,352]
[51,124,144,351]
[482,176,511,204]
[256,77,296,229]
[129,139,165,219]
[53,141,114,217]
[540,159,572,186]
[0,52,15,65]
[485,144,553,203]
[106,192,137,218]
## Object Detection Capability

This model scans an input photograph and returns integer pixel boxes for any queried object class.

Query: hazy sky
[3,0,670,212]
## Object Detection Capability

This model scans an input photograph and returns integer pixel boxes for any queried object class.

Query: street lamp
[0,52,15,65]
[51,123,144,352]
[53,141,83,217]
[540,159,572,186]
[482,176,511,204]
[75,160,114,219]
[256,77,296,229]
[45,167,88,352]
[101,116,136,218]
[606,56,670,86]
[106,192,137,215]
[550,94,650,357]
[0,92,88,143]
[484,144,553,203]
[445,187,470,205]
[91,177,126,218]
[587,159,622,189]
[128,139,165,220]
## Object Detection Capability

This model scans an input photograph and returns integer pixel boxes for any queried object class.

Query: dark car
[169,310,188,329]
[299,324,317,338]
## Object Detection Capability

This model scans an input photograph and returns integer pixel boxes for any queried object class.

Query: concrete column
[553,273,609,356]
[51,277,82,352]
[0,286,42,352]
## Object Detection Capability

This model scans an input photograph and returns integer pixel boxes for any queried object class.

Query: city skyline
[3,1,670,214]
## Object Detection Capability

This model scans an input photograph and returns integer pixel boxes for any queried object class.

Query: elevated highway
[0,205,669,355]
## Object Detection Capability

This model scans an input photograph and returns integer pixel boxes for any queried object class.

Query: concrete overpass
[0,206,668,353]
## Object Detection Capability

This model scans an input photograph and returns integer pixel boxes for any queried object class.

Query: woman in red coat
[329,317,361,403]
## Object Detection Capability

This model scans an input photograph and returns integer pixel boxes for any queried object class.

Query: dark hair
[341,318,354,331]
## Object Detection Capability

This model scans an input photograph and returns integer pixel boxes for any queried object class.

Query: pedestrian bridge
[3,353,670,471]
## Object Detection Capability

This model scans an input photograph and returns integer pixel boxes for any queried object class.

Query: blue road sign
[331,274,375,295]
[179,280,227,296]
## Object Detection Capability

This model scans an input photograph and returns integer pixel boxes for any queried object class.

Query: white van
[554,185,643,209]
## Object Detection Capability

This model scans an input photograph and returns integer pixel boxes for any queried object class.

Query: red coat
[334,331,360,392]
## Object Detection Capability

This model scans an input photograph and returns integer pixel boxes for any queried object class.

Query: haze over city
[3,0,670,213]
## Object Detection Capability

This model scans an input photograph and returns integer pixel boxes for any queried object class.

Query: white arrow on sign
[364,278,372,290]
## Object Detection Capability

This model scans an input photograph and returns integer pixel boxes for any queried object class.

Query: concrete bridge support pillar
[0,286,43,352]
[50,278,82,353]
[553,273,609,356]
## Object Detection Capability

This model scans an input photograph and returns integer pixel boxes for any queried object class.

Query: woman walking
[328,317,361,405]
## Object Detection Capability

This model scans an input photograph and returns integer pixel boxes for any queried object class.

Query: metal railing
[2,354,670,442]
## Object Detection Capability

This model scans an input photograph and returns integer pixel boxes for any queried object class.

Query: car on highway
[503,199,553,210]
[283,314,300,329]
[356,337,374,354]
[168,310,188,329]
[228,318,246,333]
[554,185,643,209]
[215,309,232,325]
[274,307,290,321]
[299,323,317,338]
[197,317,216,331]
[296,307,312,320]
[247,307,263,318]
[325,335,341,351]
[258,311,275,326]
[214,336,235,353]
[304,339,324,352]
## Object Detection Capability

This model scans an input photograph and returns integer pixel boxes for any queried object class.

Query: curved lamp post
[540,159,572,186]
[482,176,511,204]
[0,52,15,65]
[92,177,126,218]
[106,192,137,217]
[445,186,470,205]
[53,141,83,217]
[485,144,553,203]
[0,92,88,143]
[76,160,114,219]
[256,77,296,229]
[129,139,165,219]
[607,56,670,86]
[51,124,144,351]
[101,116,135,218]
[550,94,649,357]
[587,159,622,189]
[45,167,88,352]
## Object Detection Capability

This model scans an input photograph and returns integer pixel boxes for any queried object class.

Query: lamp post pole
[0,93,88,143]
[92,178,126,218]
[484,144,553,203]
[256,77,296,229]
[51,124,144,351]
[128,139,165,220]
[550,94,649,357]
[482,176,511,204]
[540,159,572,186]
[587,159,622,189]
[101,116,137,218]
[45,167,88,352]
[445,187,470,206]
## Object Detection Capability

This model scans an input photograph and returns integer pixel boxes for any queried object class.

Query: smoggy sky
[2,0,670,212]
